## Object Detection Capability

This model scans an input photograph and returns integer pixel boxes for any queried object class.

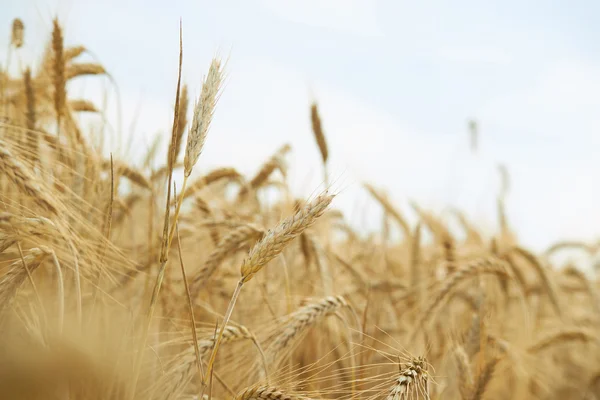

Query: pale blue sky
[3,0,600,255]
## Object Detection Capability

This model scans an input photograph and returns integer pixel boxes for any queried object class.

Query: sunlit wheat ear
[239,144,291,198]
[266,295,347,363]
[240,193,334,282]
[163,325,258,398]
[527,328,596,353]
[310,102,328,165]
[169,84,188,167]
[180,167,243,201]
[235,386,313,400]
[23,68,38,156]
[471,357,499,400]
[364,183,411,237]
[454,345,473,398]
[102,159,151,190]
[0,141,60,215]
[64,45,86,60]
[184,58,224,177]
[51,18,65,130]
[69,99,98,112]
[510,246,563,319]
[192,224,264,291]
[387,356,429,400]
[11,18,24,48]
[0,213,57,252]
[410,257,511,340]
[65,63,106,80]
[0,246,51,314]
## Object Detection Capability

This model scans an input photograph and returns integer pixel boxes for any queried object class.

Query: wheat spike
[0,141,60,215]
[192,223,264,292]
[310,101,328,165]
[235,386,313,400]
[65,63,106,80]
[51,18,65,131]
[184,58,223,177]
[364,183,411,237]
[11,18,24,48]
[239,144,291,198]
[387,357,429,400]
[168,84,188,167]
[0,246,51,313]
[23,68,38,158]
[528,329,596,353]
[411,257,510,337]
[240,193,334,282]
[181,167,243,201]
[267,295,347,362]
[69,99,98,112]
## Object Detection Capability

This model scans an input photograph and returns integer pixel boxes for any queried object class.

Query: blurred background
[3,0,600,253]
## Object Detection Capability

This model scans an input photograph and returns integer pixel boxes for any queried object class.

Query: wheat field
[1,16,599,400]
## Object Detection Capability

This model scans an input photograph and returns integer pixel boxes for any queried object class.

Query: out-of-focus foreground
[1,17,600,400]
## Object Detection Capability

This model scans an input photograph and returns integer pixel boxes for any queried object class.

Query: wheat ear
[266,295,347,363]
[0,246,51,314]
[410,257,510,340]
[235,386,313,400]
[387,357,429,400]
[201,193,334,389]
